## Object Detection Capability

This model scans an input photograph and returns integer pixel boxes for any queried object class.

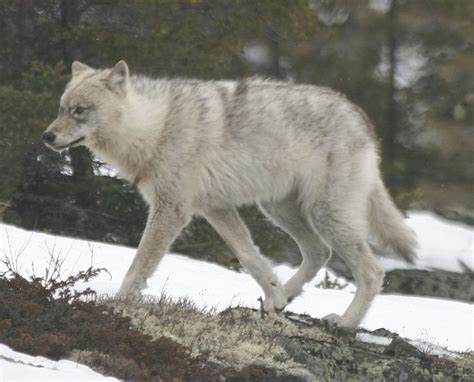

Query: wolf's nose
[42,132,56,144]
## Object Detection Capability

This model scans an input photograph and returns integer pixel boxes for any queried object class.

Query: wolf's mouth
[55,136,86,150]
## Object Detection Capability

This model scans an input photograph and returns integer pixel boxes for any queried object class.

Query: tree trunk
[14,0,30,68]
[58,0,95,210]
[384,0,398,165]
[59,0,94,181]
[265,26,282,79]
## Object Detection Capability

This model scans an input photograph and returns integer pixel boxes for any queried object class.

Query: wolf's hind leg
[310,210,384,327]
[204,208,287,312]
[260,196,332,303]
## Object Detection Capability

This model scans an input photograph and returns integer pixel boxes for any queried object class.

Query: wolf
[43,61,416,327]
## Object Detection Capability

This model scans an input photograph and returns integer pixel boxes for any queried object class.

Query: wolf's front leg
[204,208,287,312]
[117,200,190,299]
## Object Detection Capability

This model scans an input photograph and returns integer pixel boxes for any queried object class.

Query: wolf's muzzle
[54,136,86,150]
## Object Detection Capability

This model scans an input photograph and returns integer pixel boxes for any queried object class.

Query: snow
[0,211,473,379]
[369,0,392,13]
[356,332,393,346]
[380,211,474,272]
[408,339,461,359]
[375,43,429,89]
[0,344,118,381]
[355,333,462,359]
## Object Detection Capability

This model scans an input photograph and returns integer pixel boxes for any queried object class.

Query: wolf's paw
[322,313,357,328]
[115,289,141,302]
[116,282,144,302]
[264,288,288,313]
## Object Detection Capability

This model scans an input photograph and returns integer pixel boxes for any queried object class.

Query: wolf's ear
[106,60,129,91]
[71,61,92,76]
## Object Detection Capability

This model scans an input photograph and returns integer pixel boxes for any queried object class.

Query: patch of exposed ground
[0,269,472,381]
[110,296,473,381]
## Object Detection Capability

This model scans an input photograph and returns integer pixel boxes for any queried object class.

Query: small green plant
[315,271,349,290]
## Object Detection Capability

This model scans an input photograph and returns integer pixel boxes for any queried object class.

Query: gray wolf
[43,61,417,327]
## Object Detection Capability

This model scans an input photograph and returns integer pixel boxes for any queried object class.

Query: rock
[383,269,474,302]
[434,208,474,227]
[384,336,422,358]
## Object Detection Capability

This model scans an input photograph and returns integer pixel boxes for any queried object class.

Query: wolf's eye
[75,106,85,115]
[58,106,65,115]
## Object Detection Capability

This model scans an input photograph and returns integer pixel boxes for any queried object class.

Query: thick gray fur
[43,61,417,327]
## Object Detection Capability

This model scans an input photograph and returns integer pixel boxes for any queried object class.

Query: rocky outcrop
[383,268,474,303]
[113,301,474,382]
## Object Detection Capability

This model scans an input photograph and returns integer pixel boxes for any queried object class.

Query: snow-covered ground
[0,211,473,380]
[0,344,118,381]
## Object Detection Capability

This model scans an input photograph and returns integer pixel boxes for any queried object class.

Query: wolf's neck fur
[91,84,170,184]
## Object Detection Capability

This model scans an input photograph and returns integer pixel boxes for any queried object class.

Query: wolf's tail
[368,178,417,263]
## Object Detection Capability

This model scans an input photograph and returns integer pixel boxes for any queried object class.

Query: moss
[111,302,307,373]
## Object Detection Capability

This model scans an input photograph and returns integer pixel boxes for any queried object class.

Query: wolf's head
[42,60,130,151]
